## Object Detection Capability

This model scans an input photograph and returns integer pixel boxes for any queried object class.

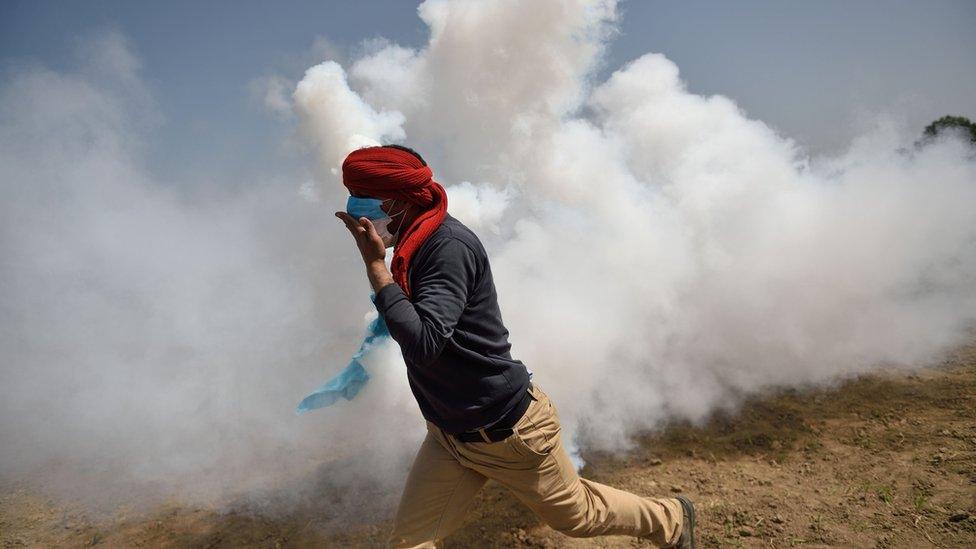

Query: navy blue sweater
[373,213,531,434]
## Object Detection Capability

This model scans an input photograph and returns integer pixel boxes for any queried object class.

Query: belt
[452,386,533,443]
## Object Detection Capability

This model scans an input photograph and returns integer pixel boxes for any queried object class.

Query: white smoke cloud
[0,32,422,510]
[2,0,975,521]
[251,74,295,117]
[291,0,976,459]
[294,61,405,178]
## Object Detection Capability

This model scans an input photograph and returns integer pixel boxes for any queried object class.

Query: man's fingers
[335,212,366,239]
[335,211,386,265]
[335,211,357,228]
[359,217,381,241]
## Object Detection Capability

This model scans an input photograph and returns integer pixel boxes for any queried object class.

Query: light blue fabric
[295,292,391,414]
[346,195,387,220]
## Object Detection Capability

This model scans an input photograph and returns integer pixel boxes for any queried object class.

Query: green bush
[922,115,976,144]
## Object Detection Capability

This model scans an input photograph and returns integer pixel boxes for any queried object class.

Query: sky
[2,0,974,184]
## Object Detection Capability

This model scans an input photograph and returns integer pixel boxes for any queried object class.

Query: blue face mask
[346,195,406,248]
[346,196,388,220]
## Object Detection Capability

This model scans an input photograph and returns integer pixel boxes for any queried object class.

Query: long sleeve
[373,237,478,368]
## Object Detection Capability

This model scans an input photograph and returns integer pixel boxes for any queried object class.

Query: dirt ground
[2,344,975,548]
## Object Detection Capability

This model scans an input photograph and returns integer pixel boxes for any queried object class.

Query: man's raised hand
[335,211,386,267]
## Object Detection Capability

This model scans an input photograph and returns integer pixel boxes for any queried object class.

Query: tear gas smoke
[2,0,974,516]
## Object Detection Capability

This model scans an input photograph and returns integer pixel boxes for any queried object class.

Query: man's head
[343,144,435,246]
[339,143,448,296]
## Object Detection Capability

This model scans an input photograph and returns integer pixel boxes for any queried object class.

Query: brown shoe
[674,496,695,548]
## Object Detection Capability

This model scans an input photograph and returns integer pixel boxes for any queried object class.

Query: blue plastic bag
[296,293,390,414]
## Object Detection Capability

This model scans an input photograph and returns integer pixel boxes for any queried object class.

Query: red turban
[342,146,448,299]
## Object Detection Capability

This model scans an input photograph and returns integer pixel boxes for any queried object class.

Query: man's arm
[373,237,476,367]
[335,210,476,367]
[366,261,395,294]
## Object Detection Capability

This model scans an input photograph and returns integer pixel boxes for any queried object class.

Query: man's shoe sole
[674,495,695,549]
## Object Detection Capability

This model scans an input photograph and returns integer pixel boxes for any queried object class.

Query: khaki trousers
[389,383,683,548]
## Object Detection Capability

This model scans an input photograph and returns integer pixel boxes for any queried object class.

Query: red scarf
[342,146,448,299]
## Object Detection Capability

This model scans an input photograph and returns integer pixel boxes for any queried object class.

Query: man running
[335,144,695,548]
